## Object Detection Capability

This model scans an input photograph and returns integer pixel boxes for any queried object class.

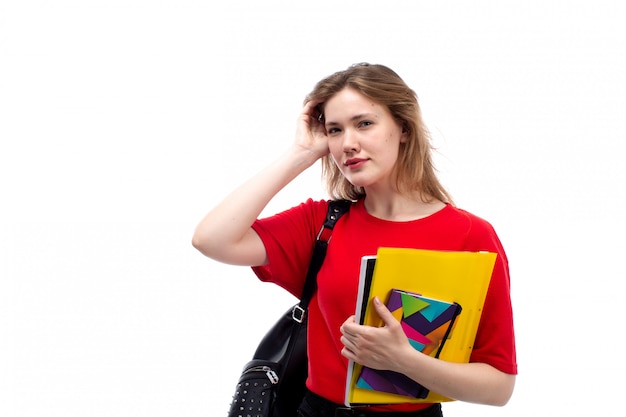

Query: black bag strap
[292,199,351,323]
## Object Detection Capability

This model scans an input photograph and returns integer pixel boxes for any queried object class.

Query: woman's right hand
[294,100,330,161]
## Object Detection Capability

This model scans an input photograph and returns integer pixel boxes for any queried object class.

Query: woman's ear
[315,104,325,123]
[400,123,409,143]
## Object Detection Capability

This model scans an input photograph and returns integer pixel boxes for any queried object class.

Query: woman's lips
[344,158,368,169]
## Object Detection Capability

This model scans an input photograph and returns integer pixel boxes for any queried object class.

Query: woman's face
[324,88,407,191]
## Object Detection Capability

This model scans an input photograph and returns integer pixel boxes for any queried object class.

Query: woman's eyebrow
[325,113,376,126]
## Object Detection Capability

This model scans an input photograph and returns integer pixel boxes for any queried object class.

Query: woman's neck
[362,190,445,222]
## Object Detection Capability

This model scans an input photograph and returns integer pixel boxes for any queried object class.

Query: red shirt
[252,199,517,410]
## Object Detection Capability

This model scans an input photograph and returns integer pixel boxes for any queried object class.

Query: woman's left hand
[340,296,412,372]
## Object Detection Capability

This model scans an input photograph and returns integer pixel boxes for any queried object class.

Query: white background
[1,1,625,416]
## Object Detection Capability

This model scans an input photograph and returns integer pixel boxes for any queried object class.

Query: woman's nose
[342,129,360,153]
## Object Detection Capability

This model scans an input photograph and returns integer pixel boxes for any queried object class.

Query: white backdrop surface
[1,1,625,416]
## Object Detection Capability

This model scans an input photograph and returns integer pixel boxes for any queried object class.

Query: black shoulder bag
[227,200,351,417]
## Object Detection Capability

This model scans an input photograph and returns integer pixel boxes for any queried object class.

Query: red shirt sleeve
[250,199,328,297]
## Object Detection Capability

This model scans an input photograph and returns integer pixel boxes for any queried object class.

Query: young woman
[192,63,517,416]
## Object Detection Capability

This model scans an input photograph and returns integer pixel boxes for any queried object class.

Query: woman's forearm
[191,145,319,266]
[395,348,516,406]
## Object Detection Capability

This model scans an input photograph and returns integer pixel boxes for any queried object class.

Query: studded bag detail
[229,362,277,417]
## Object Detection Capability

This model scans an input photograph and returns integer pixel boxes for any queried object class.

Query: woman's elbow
[191,228,266,266]
[191,229,216,258]
[490,374,516,406]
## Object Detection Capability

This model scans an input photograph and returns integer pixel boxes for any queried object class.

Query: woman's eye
[328,127,341,134]
[359,121,372,128]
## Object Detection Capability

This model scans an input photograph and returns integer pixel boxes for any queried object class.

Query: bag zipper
[243,365,279,384]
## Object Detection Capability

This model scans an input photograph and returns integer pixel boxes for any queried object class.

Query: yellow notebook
[345,247,497,406]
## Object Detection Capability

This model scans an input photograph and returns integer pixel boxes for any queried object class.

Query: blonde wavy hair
[305,63,452,204]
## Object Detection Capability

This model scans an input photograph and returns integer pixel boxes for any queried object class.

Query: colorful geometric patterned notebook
[355,289,462,399]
